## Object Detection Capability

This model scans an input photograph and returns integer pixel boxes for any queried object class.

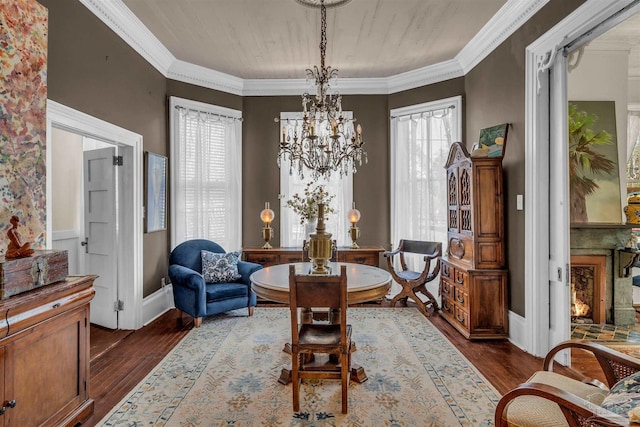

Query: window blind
[170,97,242,251]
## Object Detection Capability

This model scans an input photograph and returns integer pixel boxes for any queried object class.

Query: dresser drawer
[454,269,467,288]
[440,278,453,299]
[244,252,278,266]
[454,305,468,329]
[339,251,378,266]
[441,261,452,279]
[441,295,454,316]
[453,285,468,308]
[280,253,304,264]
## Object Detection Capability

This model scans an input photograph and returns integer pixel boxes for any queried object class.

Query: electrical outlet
[160,277,166,287]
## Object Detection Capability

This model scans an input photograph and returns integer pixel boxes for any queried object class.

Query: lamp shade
[260,202,275,224]
[347,202,361,224]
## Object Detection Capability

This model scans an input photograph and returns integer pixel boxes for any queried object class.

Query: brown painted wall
[242,94,389,249]
[42,0,169,298]
[465,0,586,316]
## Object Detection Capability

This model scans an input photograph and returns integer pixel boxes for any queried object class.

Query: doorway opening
[525,0,640,358]
[46,100,144,330]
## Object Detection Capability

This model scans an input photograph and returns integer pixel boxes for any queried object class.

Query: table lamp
[260,202,275,249]
[347,202,361,248]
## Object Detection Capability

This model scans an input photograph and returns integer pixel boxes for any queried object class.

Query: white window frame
[169,96,243,251]
[389,96,462,248]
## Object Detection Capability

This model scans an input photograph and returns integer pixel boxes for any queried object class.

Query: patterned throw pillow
[201,250,242,284]
[600,370,640,416]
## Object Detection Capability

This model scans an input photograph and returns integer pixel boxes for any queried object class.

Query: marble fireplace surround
[571,225,637,326]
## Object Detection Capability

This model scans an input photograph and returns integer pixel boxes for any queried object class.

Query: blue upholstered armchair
[168,239,262,327]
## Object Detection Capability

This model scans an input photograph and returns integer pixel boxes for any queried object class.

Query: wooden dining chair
[288,264,351,414]
[384,240,442,316]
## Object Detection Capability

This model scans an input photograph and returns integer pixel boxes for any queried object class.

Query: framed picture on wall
[145,152,167,233]
[478,123,509,158]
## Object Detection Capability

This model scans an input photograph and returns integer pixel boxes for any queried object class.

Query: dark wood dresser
[439,142,508,339]
[242,246,385,267]
[0,275,96,426]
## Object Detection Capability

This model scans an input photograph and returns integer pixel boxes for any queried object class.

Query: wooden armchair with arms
[384,239,442,316]
[289,264,351,414]
[495,339,640,426]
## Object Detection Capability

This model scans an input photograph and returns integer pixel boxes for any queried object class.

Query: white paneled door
[83,147,118,329]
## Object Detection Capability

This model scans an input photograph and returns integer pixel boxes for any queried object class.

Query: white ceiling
[81,0,639,95]
[120,0,507,80]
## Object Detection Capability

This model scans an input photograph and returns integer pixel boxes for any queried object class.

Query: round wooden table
[250,262,392,385]
[250,262,392,304]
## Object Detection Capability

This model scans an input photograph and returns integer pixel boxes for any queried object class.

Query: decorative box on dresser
[439,142,508,339]
[0,274,96,426]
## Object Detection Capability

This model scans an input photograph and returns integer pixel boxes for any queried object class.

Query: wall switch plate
[516,194,524,210]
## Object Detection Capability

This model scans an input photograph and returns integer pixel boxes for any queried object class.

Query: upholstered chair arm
[168,264,207,318]
[169,264,206,291]
[237,260,262,286]
[494,382,628,427]
[544,340,640,388]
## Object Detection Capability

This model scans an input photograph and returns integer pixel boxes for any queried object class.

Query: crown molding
[79,0,174,75]
[457,0,550,74]
[167,60,244,96]
[243,77,393,96]
[386,59,465,94]
[81,0,545,96]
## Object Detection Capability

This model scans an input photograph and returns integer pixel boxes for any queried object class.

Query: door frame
[524,0,640,357]
[46,100,144,330]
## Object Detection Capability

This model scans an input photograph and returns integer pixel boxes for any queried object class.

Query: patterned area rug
[99,308,499,426]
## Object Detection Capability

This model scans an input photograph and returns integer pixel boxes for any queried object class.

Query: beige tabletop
[250,262,392,304]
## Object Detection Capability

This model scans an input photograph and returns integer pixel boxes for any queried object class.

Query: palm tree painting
[569,101,621,223]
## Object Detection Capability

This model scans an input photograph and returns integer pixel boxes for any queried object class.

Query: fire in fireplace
[570,255,606,324]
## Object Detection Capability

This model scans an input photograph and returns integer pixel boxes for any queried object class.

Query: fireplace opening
[570,255,606,324]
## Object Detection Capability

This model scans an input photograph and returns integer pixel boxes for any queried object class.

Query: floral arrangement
[286,182,336,224]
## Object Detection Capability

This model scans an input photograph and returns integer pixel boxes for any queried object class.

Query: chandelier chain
[320,0,327,72]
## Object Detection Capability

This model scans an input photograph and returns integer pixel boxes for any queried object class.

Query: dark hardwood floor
[84,303,587,425]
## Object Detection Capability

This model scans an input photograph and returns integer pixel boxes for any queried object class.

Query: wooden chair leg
[389,288,410,307]
[415,284,439,310]
[194,317,203,328]
[341,351,349,414]
[411,294,430,317]
[176,309,183,325]
[248,306,254,316]
[292,352,300,412]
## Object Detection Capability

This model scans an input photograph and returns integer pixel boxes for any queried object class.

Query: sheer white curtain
[279,112,353,247]
[628,110,640,161]
[169,97,242,251]
[390,96,462,297]
[626,110,640,186]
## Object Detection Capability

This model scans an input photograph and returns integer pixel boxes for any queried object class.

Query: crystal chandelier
[277,0,367,181]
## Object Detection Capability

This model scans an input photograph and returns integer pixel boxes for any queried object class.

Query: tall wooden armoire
[439,142,508,339]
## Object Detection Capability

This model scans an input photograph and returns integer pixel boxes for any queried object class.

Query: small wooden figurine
[6,215,34,259]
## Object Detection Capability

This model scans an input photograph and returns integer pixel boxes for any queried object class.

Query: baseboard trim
[142,284,174,326]
[507,310,528,352]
